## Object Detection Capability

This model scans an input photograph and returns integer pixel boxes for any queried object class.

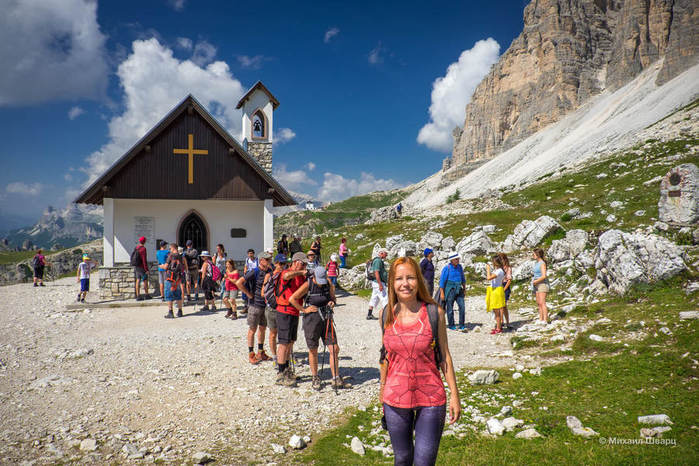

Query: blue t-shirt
[439,263,465,288]
[156,249,170,265]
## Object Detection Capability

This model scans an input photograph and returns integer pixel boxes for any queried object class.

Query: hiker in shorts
[367,248,389,320]
[236,251,273,365]
[273,251,309,387]
[32,249,47,287]
[242,249,259,316]
[161,243,184,318]
[183,240,199,303]
[223,259,240,319]
[76,254,98,302]
[199,251,218,312]
[263,253,288,365]
[156,241,170,301]
[290,266,351,391]
[132,236,150,301]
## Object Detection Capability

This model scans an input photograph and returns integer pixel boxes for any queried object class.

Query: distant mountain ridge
[2,204,103,250]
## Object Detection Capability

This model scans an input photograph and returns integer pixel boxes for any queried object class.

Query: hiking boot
[249,352,260,365]
[136,295,144,301]
[448,325,456,330]
[76,295,81,302]
[458,324,466,331]
[80,298,85,303]
[200,306,209,313]
[144,295,152,300]
[230,311,237,320]
[275,371,286,385]
[164,311,175,319]
[332,376,352,389]
[311,375,322,391]
[366,313,377,320]
[257,350,271,362]
[282,367,297,387]
[225,309,233,319]
[176,309,183,317]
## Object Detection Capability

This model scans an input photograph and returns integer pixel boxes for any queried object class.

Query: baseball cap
[424,248,433,257]
[274,253,287,263]
[186,240,193,246]
[139,236,146,243]
[259,251,273,260]
[291,252,308,263]
[314,266,328,285]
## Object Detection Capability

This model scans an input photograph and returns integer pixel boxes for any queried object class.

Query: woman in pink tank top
[379,256,461,466]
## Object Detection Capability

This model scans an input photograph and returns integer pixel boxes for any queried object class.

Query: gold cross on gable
[173,134,208,184]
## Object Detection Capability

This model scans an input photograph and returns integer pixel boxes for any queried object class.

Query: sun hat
[424,248,433,257]
[330,253,338,262]
[314,266,328,285]
[448,252,461,261]
[259,251,273,260]
[138,236,146,243]
[292,252,308,263]
[274,253,287,263]
[378,247,389,255]
[200,250,212,257]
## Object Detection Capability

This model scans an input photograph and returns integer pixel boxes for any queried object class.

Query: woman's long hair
[385,256,435,327]
[498,252,510,269]
[533,248,547,266]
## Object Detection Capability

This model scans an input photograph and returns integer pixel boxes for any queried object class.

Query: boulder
[515,428,542,439]
[638,414,673,425]
[366,205,398,224]
[420,231,443,249]
[468,370,500,385]
[502,417,524,432]
[594,230,687,294]
[456,230,496,256]
[270,443,286,454]
[385,235,405,251]
[338,265,368,290]
[566,416,599,438]
[503,216,563,251]
[548,230,588,263]
[679,311,699,320]
[390,240,418,258]
[512,260,536,280]
[350,437,365,456]
[486,418,505,436]
[288,434,306,450]
[658,163,698,224]
[192,452,212,464]
[441,236,456,251]
[640,426,672,438]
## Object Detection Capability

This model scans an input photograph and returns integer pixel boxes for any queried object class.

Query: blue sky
[0,0,527,224]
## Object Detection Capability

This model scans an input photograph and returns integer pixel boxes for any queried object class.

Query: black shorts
[33,265,44,279]
[276,312,299,344]
[302,310,337,349]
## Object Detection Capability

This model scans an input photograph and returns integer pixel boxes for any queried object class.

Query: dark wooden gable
[75,96,295,206]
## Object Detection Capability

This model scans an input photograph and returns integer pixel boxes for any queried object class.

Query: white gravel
[0,277,523,463]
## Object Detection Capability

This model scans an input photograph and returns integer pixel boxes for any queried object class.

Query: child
[326,253,339,287]
[498,252,512,330]
[76,254,98,302]
[223,259,240,319]
[486,255,506,334]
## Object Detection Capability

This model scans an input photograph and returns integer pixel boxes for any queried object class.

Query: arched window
[251,109,266,139]
[178,211,208,252]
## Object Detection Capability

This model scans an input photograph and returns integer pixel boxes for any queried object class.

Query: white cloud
[168,0,186,11]
[6,182,42,196]
[324,27,340,43]
[82,38,246,186]
[305,162,316,171]
[417,38,500,152]
[274,128,296,145]
[236,54,271,70]
[191,40,217,66]
[273,164,317,192]
[68,106,85,120]
[0,0,108,106]
[368,42,385,65]
[176,37,193,50]
[317,172,401,202]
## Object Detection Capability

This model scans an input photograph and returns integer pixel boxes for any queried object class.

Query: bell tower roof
[236,81,280,110]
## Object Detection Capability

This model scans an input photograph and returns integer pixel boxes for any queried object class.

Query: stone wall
[98,263,161,301]
[247,141,273,174]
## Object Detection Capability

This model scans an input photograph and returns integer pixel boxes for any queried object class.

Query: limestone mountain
[449,0,698,167]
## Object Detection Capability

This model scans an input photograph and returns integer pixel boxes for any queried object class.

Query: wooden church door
[179,212,208,252]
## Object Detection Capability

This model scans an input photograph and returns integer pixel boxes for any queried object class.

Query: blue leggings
[384,404,446,466]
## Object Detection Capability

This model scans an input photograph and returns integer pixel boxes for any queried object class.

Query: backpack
[263,270,290,309]
[245,268,261,297]
[166,255,183,284]
[366,258,376,281]
[184,249,199,268]
[379,303,443,372]
[32,255,41,267]
[130,247,141,267]
[210,261,222,281]
[305,277,331,307]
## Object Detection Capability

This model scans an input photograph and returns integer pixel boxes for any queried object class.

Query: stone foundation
[247,141,273,174]
[98,264,160,300]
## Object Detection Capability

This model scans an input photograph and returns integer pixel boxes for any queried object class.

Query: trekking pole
[325,311,338,395]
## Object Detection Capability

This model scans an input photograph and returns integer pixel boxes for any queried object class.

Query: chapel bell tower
[236,81,280,174]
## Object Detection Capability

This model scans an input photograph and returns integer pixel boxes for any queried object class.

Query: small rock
[567,416,598,438]
[122,444,138,455]
[288,434,306,450]
[529,368,541,376]
[79,439,97,452]
[640,426,672,438]
[606,214,617,223]
[659,327,672,335]
[634,210,646,217]
[609,201,623,209]
[500,406,513,416]
[486,418,505,436]
[654,221,669,232]
[270,443,286,454]
[192,451,212,464]
[468,370,500,385]
[679,311,699,320]
[512,372,523,380]
[515,428,542,439]
[589,334,604,342]
[350,437,365,456]
[502,417,524,432]
[638,414,673,425]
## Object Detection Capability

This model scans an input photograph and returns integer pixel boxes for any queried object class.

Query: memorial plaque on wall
[230,228,247,238]
[134,216,155,245]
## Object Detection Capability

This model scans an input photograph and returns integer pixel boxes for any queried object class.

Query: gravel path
[0,278,526,464]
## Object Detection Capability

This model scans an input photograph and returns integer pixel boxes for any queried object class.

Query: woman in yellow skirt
[486,255,507,334]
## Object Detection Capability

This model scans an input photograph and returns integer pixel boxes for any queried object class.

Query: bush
[446,189,461,204]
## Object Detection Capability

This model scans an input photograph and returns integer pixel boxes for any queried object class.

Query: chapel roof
[235,81,280,110]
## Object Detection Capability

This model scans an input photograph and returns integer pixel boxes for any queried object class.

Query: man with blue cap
[420,248,435,296]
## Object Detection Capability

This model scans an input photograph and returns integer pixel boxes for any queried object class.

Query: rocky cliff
[451,0,698,165]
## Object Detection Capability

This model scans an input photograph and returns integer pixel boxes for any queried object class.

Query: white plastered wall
[110,198,266,263]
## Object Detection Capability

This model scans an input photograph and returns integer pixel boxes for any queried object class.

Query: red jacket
[137,245,148,270]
